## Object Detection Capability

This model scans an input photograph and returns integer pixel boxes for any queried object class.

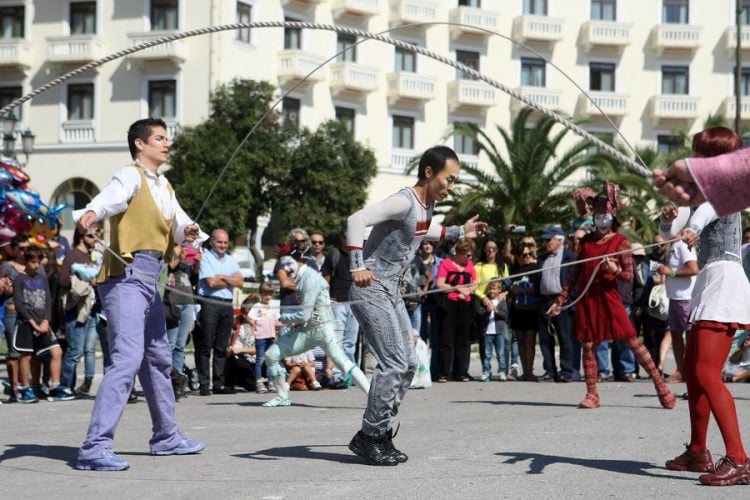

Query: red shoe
[659,390,676,409]
[578,393,600,409]
[699,456,750,486]
[666,446,715,473]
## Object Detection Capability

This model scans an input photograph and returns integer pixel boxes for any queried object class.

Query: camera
[510,225,526,234]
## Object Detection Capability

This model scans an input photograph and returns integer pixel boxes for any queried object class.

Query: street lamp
[1,113,35,166]
[21,130,35,165]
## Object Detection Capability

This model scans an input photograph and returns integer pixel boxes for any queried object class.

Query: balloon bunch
[0,156,67,248]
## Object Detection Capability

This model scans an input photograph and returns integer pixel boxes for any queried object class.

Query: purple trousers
[78,254,182,459]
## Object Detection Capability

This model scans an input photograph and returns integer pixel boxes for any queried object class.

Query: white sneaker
[510,364,520,380]
[262,396,291,407]
[480,372,491,382]
[311,380,322,390]
[497,372,507,382]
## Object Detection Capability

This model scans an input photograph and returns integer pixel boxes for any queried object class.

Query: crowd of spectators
[3,221,750,405]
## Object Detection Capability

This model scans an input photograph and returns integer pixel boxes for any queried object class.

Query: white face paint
[594,213,613,233]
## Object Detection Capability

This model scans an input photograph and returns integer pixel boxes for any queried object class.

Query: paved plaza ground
[1,354,748,499]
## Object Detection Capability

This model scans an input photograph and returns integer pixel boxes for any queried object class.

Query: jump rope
[0,21,685,328]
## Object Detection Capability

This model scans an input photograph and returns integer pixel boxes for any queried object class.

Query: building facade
[1,0,748,244]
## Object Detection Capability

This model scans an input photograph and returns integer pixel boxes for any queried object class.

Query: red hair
[691,126,743,158]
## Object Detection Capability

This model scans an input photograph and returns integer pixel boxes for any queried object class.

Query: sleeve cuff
[349,249,365,272]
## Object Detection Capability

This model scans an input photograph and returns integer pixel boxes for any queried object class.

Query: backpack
[647,284,669,321]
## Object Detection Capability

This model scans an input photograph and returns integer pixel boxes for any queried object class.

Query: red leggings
[683,321,747,462]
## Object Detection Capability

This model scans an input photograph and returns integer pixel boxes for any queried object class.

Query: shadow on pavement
[0,444,78,468]
[207,401,364,410]
[451,400,578,408]
[235,444,363,464]
[496,451,696,481]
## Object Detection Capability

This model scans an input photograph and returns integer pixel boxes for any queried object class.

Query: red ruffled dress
[558,232,635,342]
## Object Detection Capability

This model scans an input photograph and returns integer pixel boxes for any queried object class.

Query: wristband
[670,270,676,278]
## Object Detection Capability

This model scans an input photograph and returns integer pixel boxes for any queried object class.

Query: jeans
[61,312,98,390]
[332,302,359,379]
[3,310,19,358]
[254,337,275,380]
[596,341,610,376]
[506,328,519,368]
[407,302,421,334]
[166,303,195,373]
[83,315,110,379]
[611,305,636,378]
[483,330,507,374]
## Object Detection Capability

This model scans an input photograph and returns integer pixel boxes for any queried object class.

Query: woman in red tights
[548,182,676,410]
[661,127,750,487]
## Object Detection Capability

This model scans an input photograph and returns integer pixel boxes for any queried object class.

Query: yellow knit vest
[98,164,174,281]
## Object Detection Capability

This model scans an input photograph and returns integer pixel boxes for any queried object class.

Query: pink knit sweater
[687,147,750,216]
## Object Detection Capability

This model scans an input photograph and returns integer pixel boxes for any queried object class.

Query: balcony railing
[61,120,95,143]
[390,149,419,172]
[329,61,378,94]
[447,80,496,110]
[721,96,750,121]
[390,0,438,26]
[724,26,750,52]
[579,21,631,50]
[513,15,563,43]
[510,86,561,114]
[652,24,702,53]
[650,95,700,123]
[448,6,500,37]
[0,40,32,69]
[164,119,181,140]
[127,32,186,63]
[332,0,380,17]
[47,35,105,63]
[387,72,437,103]
[281,0,324,6]
[278,50,328,84]
[578,92,630,118]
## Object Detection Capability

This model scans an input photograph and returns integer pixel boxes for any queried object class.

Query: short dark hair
[24,246,45,262]
[127,118,167,160]
[417,146,459,180]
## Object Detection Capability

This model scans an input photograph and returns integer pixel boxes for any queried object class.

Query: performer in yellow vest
[74,118,205,471]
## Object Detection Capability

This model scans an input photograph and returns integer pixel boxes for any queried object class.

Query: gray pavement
[1,353,748,499]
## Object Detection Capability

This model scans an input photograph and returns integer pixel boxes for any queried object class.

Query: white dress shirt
[72,161,195,241]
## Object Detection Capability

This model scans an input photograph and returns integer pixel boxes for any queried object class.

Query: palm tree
[444,107,605,238]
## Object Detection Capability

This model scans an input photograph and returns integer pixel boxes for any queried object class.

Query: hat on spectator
[541,226,564,240]
[631,242,646,256]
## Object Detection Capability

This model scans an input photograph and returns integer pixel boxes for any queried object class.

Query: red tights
[683,321,747,463]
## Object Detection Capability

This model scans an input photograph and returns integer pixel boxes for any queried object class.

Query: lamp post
[1,113,35,166]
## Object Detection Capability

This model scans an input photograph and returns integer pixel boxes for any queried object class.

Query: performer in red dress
[548,182,676,410]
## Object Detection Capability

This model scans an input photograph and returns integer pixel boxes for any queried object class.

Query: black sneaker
[173,374,188,401]
[348,431,398,466]
[127,390,138,404]
[384,428,408,463]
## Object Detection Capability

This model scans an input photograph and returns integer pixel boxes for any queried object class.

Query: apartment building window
[395,46,416,72]
[0,86,22,121]
[337,34,356,62]
[524,0,547,15]
[151,0,178,31]
[591,0,616,21]
[392,115,414,150]
[459,0,481,7]
[67,84,94,120]
[590,63,615,91]
[0,6,24,38]
[663,0,688,24]
[661,66,689,94]
[70,2,96,35]
[148,80,176,119]
[736,68,750,96]
[453,123,478,156]
[657,134,683,153]
[236,1,251,43]
[335,106,355,135]
[284,18,301,50]
[742,0,750,25]
[456,50,479,80]
[521,57,546,87]
[282,97,300,126]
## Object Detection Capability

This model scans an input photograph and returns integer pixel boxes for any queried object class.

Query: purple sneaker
[76,449,130,471]
[151,438,205,456]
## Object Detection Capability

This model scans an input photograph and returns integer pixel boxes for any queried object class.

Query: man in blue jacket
[536,226,577,382]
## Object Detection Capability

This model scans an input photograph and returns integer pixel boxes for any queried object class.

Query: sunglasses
[521,253,533,257]
[311,240,324,245]
[485,246,498,252]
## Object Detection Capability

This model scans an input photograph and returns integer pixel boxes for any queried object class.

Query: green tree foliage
[166,79,377,278]
[279,120,377,240]
[446,107,603,238]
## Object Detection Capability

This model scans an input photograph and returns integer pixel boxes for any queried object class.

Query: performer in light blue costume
[263,245,369,408]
